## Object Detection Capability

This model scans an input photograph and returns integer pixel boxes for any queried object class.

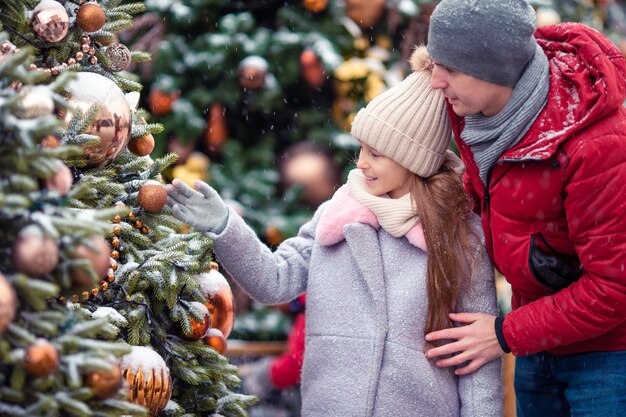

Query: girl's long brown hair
[409,152,478,337]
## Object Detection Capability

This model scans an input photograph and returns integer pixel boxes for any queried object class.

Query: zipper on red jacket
[482,177,495,261]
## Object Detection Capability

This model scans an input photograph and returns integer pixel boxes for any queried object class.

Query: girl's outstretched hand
[424,312,504,375]
[166,178,229,234]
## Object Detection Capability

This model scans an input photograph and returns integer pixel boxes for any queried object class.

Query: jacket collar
[316,185,427,251]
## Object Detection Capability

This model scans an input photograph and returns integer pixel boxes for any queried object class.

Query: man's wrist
[494,316,511,353]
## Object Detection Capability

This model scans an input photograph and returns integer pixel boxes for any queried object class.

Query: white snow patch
[120,346,169,376]
[197,269,229,297]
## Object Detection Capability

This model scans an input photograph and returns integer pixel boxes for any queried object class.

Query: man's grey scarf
[463,44,550,185]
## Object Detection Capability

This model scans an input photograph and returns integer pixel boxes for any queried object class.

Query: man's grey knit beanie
[427,0,537,88]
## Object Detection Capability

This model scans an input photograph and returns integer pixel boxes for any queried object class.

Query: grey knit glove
[166,178,229,234]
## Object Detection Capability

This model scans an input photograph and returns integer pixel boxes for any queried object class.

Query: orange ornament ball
[138,181,167,212]
[204,329,227,354]
[265,224,285,246]
[302,0,328,13]
[180,302,211,341]
[128,134,155,157]
[300,49,318,67]
[237,56,268,91]
[76,3,106,33]
[205,102,228,150]
[148,90,178,117]
[345,0,386,29]
[85,364,123,399]
[198,268,235,338]
[24,339,59,377]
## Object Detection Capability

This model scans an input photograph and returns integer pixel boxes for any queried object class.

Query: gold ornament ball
[31,0,70,43]
[69,236,111,288]
[24,339,59,377]
[281,146,339,207]
[44,160,73,196]
[0,40,17,64]
[12,225,59,276]
[76,2,106,33]
[61,72,131,167]
[0,273,17,334]
[121,346,172,417]
[138,181,167,212]
[127,134,155,156]
[105,43,131,72]
[85,364,123,399]
[15,86,55,119]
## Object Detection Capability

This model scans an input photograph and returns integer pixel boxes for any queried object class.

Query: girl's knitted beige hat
[350,46,451,177]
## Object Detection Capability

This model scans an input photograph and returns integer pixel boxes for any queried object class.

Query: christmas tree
[0,0,254,416]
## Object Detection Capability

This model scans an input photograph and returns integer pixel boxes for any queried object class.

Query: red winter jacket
[269,294,305,388]
[449,23,626,356]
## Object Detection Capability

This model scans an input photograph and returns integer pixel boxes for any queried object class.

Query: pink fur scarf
[315,185,427,251]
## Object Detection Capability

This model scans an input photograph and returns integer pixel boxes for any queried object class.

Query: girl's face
[356,142,413,199]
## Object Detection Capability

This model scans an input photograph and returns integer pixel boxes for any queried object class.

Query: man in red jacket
[422,1,626,416]
[239,295,306,401]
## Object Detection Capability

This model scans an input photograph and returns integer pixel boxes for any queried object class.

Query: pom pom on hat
[410,46,434,72]
[350,46,451,177]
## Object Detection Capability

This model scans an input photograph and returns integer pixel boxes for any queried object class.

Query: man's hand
[165,178,229,234]
[425,312,503,375]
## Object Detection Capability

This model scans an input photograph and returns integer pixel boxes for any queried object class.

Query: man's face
[430,61,513,117]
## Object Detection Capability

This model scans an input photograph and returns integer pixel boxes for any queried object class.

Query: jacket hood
[505,22,626,160]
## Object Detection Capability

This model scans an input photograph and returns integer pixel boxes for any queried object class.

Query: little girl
[166,47,502,417]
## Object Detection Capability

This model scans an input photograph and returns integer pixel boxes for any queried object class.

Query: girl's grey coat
[209,191,502,417]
